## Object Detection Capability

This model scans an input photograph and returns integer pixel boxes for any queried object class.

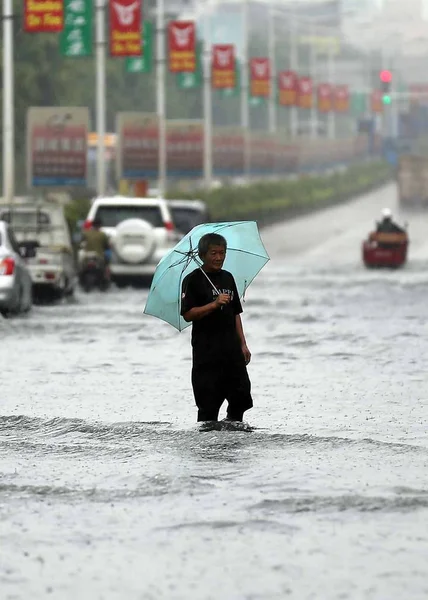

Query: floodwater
[1,184,428,599]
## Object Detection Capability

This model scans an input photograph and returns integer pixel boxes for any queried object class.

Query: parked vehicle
[0,220,33,317]
[0,199,77,301]
[167,200,210,235]
[82,197,178,287]
[78,251,110,293]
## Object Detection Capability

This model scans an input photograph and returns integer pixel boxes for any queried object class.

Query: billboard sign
[166,120,203,177]
[116,112,159,180]
[27,106,89,187]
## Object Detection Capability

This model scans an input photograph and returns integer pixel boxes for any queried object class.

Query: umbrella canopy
[143,221,270,331]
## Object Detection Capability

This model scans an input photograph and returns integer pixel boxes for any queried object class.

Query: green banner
[249,96,265,107]
[176,43,202,89]
[60,0,92,58]
[125,22,153,74]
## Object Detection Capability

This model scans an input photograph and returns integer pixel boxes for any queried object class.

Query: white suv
[83,196,178,286]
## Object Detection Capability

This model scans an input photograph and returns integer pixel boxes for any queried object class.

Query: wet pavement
[1,184,428,599]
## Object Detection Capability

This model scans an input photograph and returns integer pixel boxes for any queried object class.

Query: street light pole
[3,0,14,203]
[241,0,250,179]
[309,20,317,140]
[95,0,106,197]
[328,47,335,139]
[268,0,276,134]
[289,6,298,139]
[156,0,167,197]
[203,5,213,189]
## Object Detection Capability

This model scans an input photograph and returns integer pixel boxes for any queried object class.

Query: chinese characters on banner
[166,120,204,177]
[109,0,142,57]
[278,71,298,106]
[60,0,92,57]
[27,106,89,187]
[116,112,159,180]
[298,77,313,109]
[211,44,235,89]
[249,58,271,97]
[317,83,332,113]
[168,21,196,72]
[371,90,383,113]
[334,85,350,112]
[24,0,64,33]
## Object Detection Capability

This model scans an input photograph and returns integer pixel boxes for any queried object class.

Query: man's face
[202,244,226,272]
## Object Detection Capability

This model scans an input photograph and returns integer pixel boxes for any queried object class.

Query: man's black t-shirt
[181,268,243,366]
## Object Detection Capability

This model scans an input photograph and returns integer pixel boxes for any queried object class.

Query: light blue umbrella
[143,221,270,331]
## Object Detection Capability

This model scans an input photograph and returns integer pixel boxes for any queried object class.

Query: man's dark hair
[198,233,227,258]
[93,217,102,228]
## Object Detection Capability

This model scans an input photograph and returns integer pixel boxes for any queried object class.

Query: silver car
[0,220,33,316]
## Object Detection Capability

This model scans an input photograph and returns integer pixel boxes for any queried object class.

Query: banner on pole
[166,120,203,177]
[218,61,241,98]
[168,21,196,72]
[333,85,350,112]
[211,44,235,89]
[249,58,271,97]
[116,112,159,180]
[109,0,142,57]
[126,21,154,73]
[27,107,89,187]
[60,0,92,57]
[177,42,202,89]
[298,77,313,109]
[24,0,64,33]
[317,83,332,113]
[371,90,383,114]
[278,71,298,106]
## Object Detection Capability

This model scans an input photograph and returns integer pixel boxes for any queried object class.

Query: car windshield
[0,210,51,229]
[94,205,164,228]
[169,206,207,234]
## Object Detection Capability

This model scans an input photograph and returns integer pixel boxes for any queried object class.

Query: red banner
[168,21,196,72]
[317,83,332,113]
[109,0,142,57]
[371,90,383,114]
[278,71,298,106]
[298,77,313,109]
[212,44,235,89]
[250,58,271,97]
[24,0,64,33]
[334,85,350,112]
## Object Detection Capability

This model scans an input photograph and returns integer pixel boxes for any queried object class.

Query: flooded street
[2,184,428,600]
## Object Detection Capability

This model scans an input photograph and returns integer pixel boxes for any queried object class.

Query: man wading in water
[181,233,253,422]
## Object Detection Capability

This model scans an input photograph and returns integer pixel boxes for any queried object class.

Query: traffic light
[379,70,392,104]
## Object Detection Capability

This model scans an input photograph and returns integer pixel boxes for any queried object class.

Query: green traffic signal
[382,94,392,105]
